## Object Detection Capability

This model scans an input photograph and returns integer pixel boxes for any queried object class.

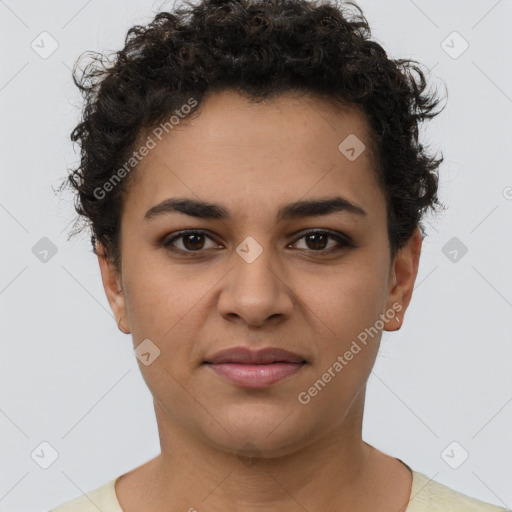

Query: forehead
[169,90,373,158]
[124,90,384,223]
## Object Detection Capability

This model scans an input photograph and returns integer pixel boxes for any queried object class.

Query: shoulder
[48,477,122,512]
[408,471,510,512]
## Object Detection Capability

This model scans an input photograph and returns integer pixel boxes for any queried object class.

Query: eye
[162,229,352,254]
[163,230,220,252]
[290,230,352,253]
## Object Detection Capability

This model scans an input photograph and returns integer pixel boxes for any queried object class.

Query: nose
[217,244,294,327]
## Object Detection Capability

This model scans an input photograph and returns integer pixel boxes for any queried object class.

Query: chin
[201,403,315,458]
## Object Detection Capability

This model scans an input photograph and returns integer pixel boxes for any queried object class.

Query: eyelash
[162,229,353,255]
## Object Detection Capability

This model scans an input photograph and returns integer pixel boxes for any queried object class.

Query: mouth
[203,347,307,388]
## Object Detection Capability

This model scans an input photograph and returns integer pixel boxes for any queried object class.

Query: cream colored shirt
[49,469,510,511]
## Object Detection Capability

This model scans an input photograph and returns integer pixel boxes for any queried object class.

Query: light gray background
[1,0,511,510]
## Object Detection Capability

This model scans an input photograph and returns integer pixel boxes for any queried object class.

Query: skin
[97,90,422,511]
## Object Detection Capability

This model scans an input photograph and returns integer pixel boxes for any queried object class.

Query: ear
[383,225,422,332]
[96,242,130,334]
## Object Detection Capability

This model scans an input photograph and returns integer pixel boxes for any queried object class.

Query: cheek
[299,271,384,416]
[122,263,218,350]
[306,261,386,344]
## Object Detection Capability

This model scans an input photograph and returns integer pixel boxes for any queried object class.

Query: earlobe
[383,226,423,332]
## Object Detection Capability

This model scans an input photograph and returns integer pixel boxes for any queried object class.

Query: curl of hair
[60,0,446,272]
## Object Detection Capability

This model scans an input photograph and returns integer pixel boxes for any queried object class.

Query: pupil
[307,233,326,250]
[184,234,204,250]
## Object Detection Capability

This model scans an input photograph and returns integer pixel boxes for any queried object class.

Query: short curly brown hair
[60,0,446,273]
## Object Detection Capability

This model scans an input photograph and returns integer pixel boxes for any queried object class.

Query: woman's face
[99,90,421,457]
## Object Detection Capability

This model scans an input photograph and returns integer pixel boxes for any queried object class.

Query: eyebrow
[144,196,367,222]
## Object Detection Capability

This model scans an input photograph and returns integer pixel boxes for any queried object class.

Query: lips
[205,347,306,365]
[204,347,306,388]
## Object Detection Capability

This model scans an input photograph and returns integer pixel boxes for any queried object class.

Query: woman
[50,0,510,510]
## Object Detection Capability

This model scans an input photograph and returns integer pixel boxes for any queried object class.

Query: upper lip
[204,347,306,364]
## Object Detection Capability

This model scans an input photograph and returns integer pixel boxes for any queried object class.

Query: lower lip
[205,362,305,388]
